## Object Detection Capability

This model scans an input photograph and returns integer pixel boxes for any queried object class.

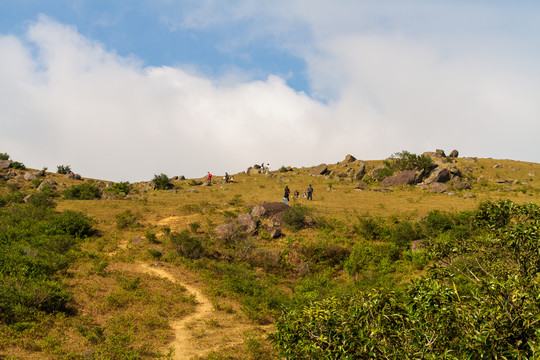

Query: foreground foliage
[272,200,540,359]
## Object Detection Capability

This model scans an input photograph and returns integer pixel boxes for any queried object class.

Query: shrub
[170,230,204,259]
[10,161,26,170]
[105,181,132,196]
[353,216,383,240]
[379,150,434,180]
[145,232,158,243]
[56,165,71,174]
[189,221,201,234]
[282,204,310,230]
[152,173,172,190]
[0,153,9,160]
[63,182,102,200]
[115,210,139,229]
[279,166,289,173]
[148,249,162,258]
[47,210,94,238]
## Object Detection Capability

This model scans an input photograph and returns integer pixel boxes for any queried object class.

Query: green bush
[152,173,172,190]
[0,152,9,160]
[170,230,204,259]
[10,161,25,170]
[63,182,102,200]
[353,216,383,240]
[282,204,310,230]
[115,210,139,229]
[56,165,71,174]
[105,181,132,196]
[378,150,434,181]
[274,200,540,359]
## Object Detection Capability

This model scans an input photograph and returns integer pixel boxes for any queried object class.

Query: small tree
[0,153,9,160]
[57,165,71,174]
[152,173,172,190]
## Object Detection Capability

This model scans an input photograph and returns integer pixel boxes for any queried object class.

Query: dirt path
[138,262,273,359]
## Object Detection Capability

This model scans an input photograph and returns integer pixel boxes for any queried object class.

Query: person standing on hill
[283,186,290,205]
[307,184,313,200]
[224,172,229,183]
[207,172,212,182]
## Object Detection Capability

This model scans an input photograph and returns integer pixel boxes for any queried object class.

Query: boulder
[38,179,57,191]
[24,172,37,181]
[342,154,357,163]
[430,182,448,193]
[202,179,211,186]
[422,151,435,158]
[131,236,146,245]
[214,223,238,240]
[434,149,446,158]
[354,163,366,180]
[23,194,35,203]
[269,227,282,239]
[0,160,10,169]
[310,164,328,176]
[246,167,260,175]
[380,170,416,187]
[448,149,459,158]
[371,165,385,180]
[424,167,451,184]
[251,202,289,218]
[455,182,472,190]
[178,175,186,180]
[237,213,259,234]
[65,172,82,180]
[354,182,369,191]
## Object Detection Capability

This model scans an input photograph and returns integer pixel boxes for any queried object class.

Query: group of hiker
[206,170,313,205]
[283,185,313,205]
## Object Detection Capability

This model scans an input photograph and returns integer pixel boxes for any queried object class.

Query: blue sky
[1,1,539,181]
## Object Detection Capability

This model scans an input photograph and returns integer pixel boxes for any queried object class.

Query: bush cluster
[63,182,102,200]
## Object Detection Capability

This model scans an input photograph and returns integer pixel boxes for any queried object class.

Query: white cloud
[1,5,539,182]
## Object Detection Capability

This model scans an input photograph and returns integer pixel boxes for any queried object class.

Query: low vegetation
[0,151,538,359]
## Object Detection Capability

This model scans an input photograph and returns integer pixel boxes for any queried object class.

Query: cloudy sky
[1,1,539,182]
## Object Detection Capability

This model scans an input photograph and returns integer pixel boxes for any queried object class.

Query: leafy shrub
[170,230,204,259]
[301,240,350,268]
[115,210,139,229]
[189,221,201,234]
[282,204,310,230]
[63,182,102,200]
[152,173,172,190]
[0,152,9,160]
[105,181,132,196]
[31,178,43,188]
[148,249,162,258]
[10,161,25,170]
[56,165,71,174]
[388,221,422,249]
[378,150,434,180]
[47,210,94,238]
[353,216,383,240]
[279,166,289,173]
[145,232,158,243]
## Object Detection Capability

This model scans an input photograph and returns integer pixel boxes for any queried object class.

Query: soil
[137,262,273,359]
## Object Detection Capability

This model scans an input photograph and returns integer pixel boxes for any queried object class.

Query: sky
[1,1,539,182]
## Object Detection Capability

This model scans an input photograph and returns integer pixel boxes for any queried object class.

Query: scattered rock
[269,227,282,239]
[23,194,35,203]
[448,150,459,158]
[341,154,357,163]
[310,164,328,176]
[380,170,416,187]
[132,236,146,244]
[447,191,457,196]
[0,160,11,169]
[493,164,503,169]
[65,172,82,180]
[150,262,165,267]
[354,163,366,180]
[435,149,446,158]
[246,167,260,175]
[354,182,369,190]
[462,157,478,162]
[186,188,198,193]
[424,167,451,184]
[214,223,238,240]
[463,193,476,199]
[178,175,186,180]
[430,182,448,193]
[373,188,393,193]
[455,182,472,190]
[410,239,426,252]
[237,213,259,234]
[251,202,289,218]
[202,179,211,186]
[24,172,37,181]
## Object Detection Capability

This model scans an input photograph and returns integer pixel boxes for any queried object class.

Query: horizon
[1,1,539,182]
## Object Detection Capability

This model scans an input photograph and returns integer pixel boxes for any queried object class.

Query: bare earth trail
[138,262,274,360]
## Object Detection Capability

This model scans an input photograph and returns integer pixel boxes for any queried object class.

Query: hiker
[260,163,265,173]
[307,184,313,200]
[207,172,212,182]
[266,163,270,174]
[283,186,290,205]
[294,190,299,198]
[224,172,229,183]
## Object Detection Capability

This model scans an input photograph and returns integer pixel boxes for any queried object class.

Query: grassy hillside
[0,153,538,359]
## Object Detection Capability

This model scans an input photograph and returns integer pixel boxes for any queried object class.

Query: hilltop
[0,150,539,359]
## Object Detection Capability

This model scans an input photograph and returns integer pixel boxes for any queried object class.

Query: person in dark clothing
[224,172,229,183]
[307,185,313,200]
[283,186,290,205]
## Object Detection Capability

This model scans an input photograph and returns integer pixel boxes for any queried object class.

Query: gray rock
[310,163,328,176]
[424,167,451,184]
[371,165,385,180]
[430,182,448,193]
[132,236,146,244]
[435,149,446,157]
[214,223,238,240]
[269,227,282,239]
[342,154,357,163]
[23,194,35,203]
[422,151,435,158]
[448,149,459,158]
[0,160,10,169]
[251,202,289,218]
[246,167,260,175]
[380,170,416,187]
[354,182,369,190]
[455,182,472,190]
[463,193,476,199]
[24,172,37,181]
[493,164,503,169]
[354,163,366,180]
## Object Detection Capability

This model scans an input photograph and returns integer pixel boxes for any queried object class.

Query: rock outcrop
[310,164,328,176]
[380,170,416,187]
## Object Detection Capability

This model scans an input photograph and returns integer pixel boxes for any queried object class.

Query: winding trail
[138,262,273,359]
